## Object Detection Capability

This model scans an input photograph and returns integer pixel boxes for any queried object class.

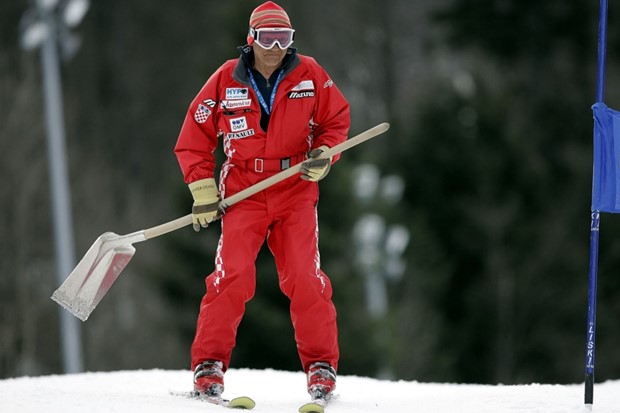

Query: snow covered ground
[1,368,619,413]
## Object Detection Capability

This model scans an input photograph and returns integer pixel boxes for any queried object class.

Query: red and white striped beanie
[247,1,292,44]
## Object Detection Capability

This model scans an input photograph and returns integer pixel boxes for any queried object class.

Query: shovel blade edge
[52,232,136,321]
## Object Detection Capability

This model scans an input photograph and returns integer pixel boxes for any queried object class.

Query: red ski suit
[175,47,350,373]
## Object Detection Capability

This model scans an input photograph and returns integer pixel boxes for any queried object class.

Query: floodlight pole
[38,3,84,374]
[584,0,608,406]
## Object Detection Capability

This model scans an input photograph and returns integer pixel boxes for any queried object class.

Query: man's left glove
[300,145,332,182]
[188,178,220,232]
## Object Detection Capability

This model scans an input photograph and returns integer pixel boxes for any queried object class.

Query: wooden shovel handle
[143,122,390,240]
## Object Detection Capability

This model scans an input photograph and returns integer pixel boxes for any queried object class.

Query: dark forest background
[2,0,620,385]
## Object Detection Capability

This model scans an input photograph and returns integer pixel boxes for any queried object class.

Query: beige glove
[300,145,332,181]
[188,178,220,232]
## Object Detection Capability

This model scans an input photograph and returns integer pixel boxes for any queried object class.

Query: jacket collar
[233,45,301,85]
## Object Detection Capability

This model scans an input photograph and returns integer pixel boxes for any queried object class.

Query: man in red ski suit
[174,1,350,401]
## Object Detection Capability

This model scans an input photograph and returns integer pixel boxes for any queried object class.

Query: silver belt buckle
[254,158,264,173]
[281,158,290,170]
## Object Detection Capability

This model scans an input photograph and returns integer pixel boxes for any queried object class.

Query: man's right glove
[188,178,220,232]
[300,146,332,181]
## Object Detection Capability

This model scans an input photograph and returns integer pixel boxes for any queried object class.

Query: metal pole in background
[585,0,608,406]
[38,1,83,374]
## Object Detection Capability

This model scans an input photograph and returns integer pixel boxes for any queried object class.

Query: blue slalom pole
[585,0,608,406]
[585,211,599,406]
[596,0,608,104]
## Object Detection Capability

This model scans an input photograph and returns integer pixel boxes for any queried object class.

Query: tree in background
[386,0,620,384]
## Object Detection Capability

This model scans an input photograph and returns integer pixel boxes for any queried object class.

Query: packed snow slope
[1,368,619,413]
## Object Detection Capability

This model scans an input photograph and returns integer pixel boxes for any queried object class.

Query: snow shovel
[52,122,390,321]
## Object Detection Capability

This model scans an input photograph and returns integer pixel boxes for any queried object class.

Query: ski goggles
[251,28,295,49]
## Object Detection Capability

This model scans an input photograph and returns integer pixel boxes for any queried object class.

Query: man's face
[252,42,287,69]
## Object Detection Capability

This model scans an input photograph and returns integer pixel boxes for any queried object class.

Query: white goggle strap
[247,27,256,45]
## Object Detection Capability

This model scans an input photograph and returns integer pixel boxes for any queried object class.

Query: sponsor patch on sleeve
[203,98,217,107]
[194,103,212,124]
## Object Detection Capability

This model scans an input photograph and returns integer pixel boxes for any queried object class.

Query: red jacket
[175,47,350,185]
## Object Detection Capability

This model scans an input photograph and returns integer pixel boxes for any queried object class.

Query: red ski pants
[190,183,339,373]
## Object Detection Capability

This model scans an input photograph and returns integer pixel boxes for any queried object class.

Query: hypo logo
[226,88,249,100]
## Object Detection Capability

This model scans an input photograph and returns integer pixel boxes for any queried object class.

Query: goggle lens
[254,28,295,49]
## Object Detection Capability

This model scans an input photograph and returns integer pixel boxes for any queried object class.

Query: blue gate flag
[592,102,620,212]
